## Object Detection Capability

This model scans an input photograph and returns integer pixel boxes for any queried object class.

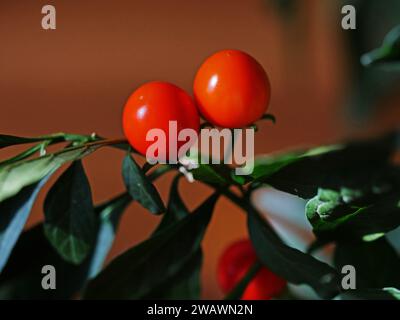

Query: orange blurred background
[1,0,399,299]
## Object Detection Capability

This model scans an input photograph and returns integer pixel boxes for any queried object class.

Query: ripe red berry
[122,81,200,160]
[194,50,271,128]
[217,239,286,300]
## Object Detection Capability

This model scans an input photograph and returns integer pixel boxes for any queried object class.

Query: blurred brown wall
[0,0,352,298]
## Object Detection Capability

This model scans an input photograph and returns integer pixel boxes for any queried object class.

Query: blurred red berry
[217,239,287,300]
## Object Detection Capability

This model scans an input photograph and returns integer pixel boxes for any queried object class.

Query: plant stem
[224,262,262,300]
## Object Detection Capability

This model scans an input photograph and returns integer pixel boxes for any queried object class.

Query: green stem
[224,262,262,300]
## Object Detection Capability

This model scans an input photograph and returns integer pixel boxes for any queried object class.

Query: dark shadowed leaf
[247,207,340,299]
[0,134,41,149]
[84,192,219,299]
[251,133,397,198]
[148,175,202,299]
[191,164,234,186]
[152,175,188,235]
[0,175,50,272]
[122,153,165,214]
[0,224,89,299]
[306,182,400,240]
[0,194,132,299]
[44,161,96,265]
[334,238,400,289]
[340,288,400,300]
[143,251,203,299]
[361,25,400,67]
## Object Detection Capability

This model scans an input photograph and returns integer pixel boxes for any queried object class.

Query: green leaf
[0,175,50,272]
[306,188,368,233]
[152,175,188,236]
[247,207,340,298]
[340,287,400,300]
[84,192,219,299]
[148,175,202,299]
[334,238,400,289]
[87,193,132,278]
[0,224,89,299]
[0,143,45,167]
[306,184,400,239]
[0,194,132,299]
[252,133,397,198]
[361,25,400,67]
[143,250,203,299]
[191,164,234,186]
[122,153,165,214]
[44,161,97,265]
[179,151,236,186]
[0,134,41,149]
[0,142,101,204]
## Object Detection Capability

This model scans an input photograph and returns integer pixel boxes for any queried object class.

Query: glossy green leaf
[247,207,340,299]
[122,153,165,214]
[0,175,50,272]
[44,161,96,265]
[334,238,400,289]
[0,143,101,203]
[84,192,219,299]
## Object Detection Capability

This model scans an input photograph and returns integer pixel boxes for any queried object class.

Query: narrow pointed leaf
[0,143,101,203]
[122,153,165,214]
[143,251,203,299]
[0,134,41,149]
[152,175,188,235]
[87,193,132,278]
[149,175,202,299]
[0,175,50,272]
[247,208,340,299]
[44,161,96,264]
[84,192,219,299]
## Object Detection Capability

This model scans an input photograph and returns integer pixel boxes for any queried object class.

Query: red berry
[122,81,200,160]
[217,239,286,300]
[194,50,271,128]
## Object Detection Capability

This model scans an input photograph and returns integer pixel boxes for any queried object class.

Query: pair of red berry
[122,49,271,157]
[122,50,283,299]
